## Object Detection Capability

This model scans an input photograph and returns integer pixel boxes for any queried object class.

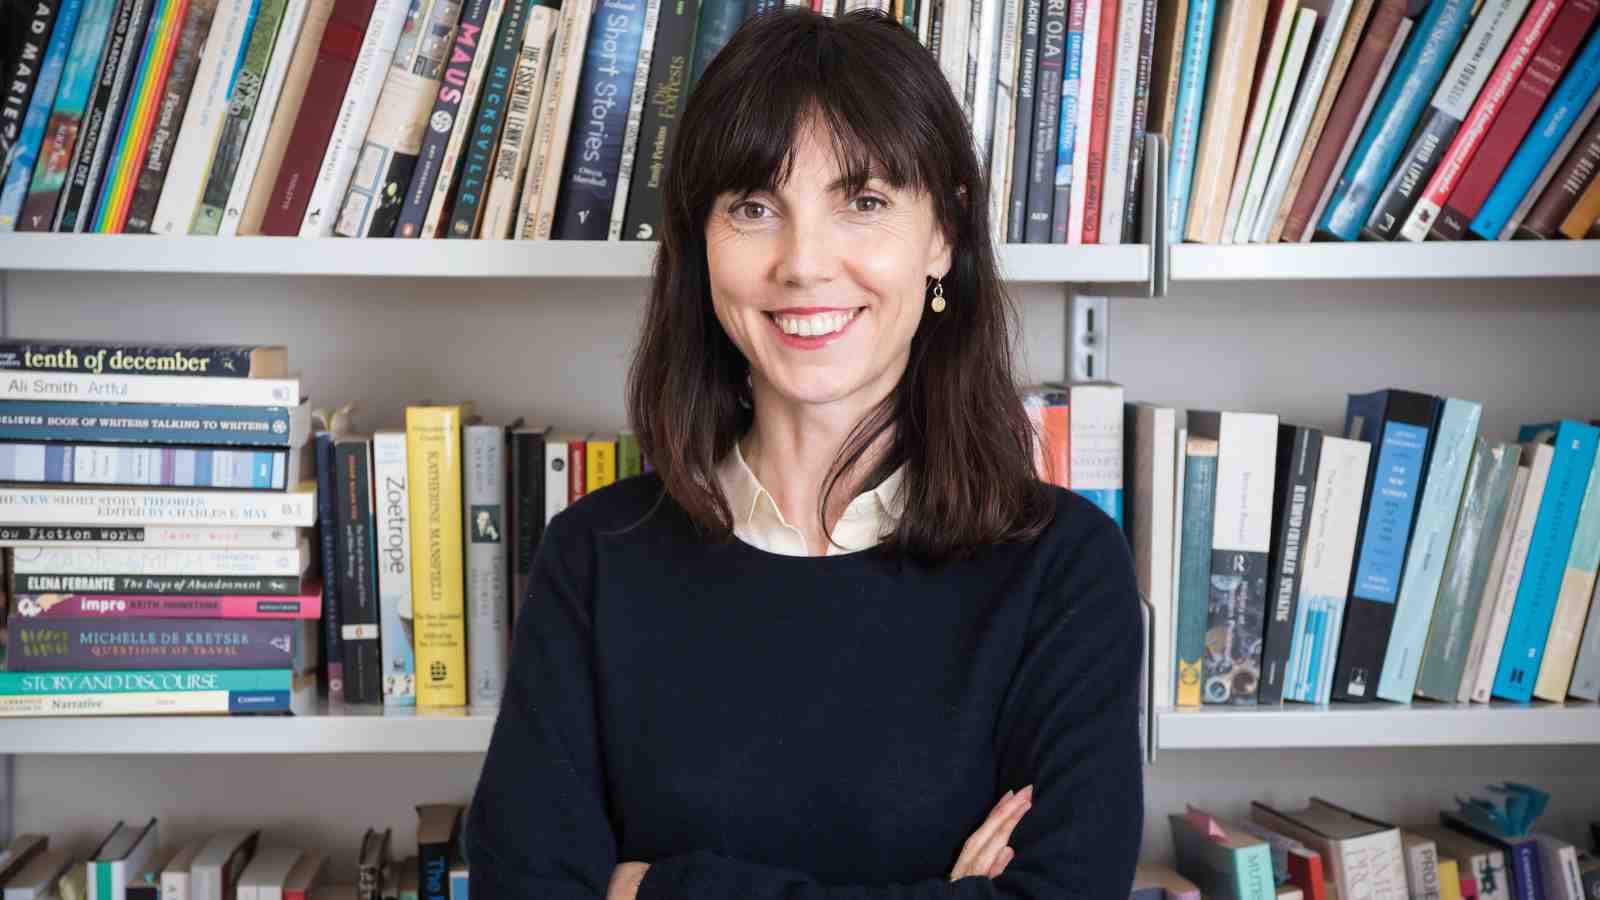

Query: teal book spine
[1377,397,1481,701]
[1165,0,1215,243]
[1493,420,1600,702]
[0,668,293,694]
[1230,841,1276,900]
[1174,446,1218,705]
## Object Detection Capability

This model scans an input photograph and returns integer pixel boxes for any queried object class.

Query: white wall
[7,270,1600,873]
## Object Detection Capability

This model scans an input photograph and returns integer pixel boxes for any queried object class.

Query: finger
[963,787,1030,864]
[973,793,1032,877]
[987,847,1015,879]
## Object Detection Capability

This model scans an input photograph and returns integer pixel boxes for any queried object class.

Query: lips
[765,306,866,348]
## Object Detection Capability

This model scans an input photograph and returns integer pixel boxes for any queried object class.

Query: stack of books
[0,338,320,717]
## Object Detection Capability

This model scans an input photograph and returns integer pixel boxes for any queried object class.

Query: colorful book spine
[0,0,85,230]
[313,430,344,702]
[448,0,535,238]
[1067,0,1105,243]
[550,0,646,238]
[7,618,311,671]
[1095,0,1142,243]
[0,668,305,716]
[618,0,692,240]
[334,438,382,704]
[1318,0,1476,240]
[1531,443,1600,701]
[1163,0,1213,242]
[0,0,64,180]
[190,0,295,233]
[1233,7,1316,244]
[1173,435,1217,707]
[0,443,297,491]
[1259,425,1321,706]
[603,0,660,239]
[372,431,416,707]
[1028,0,1066,243]
[218,0,313,233]
[1376,397,1480,702]
[1457,459,1529,703]
[406,405,469,708]
[1470,27,1600,240]
[1470,442,1552,704]
[59,0,157,232]
[1116,0,1156,243]
[0,400,302,447]
[90,0,189,231]
[1285,436,1371,704]
[421,0,508,238]
[0,339,286,377]
[10,589,322,619]
[1493,421,1600,702]
[14,570,308,595]
[396,0,494,236]
[122,0,220,232]
[1182,0,1266,243]
[463,424,508,707]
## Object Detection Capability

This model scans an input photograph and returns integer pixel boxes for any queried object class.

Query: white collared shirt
[714,441,906,556]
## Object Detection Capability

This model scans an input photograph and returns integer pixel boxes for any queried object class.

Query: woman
[467,8,1144,899]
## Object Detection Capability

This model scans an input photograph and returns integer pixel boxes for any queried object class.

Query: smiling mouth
[765,307,867,338]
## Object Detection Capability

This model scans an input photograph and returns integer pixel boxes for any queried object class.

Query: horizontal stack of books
[0,338,321,717]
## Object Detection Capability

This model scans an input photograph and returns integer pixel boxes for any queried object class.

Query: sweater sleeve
[636,507,1146,900]
[466,509,621,899]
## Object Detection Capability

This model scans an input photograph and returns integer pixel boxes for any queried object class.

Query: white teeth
[773,309,857,337]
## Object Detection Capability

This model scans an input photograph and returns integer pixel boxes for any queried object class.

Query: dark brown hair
[626,7,1054,564]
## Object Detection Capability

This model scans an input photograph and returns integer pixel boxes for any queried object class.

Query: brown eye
[732,201,770,220]
[852,196,887,213]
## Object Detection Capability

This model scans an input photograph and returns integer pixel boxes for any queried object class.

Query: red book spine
[1081,0,1120,243]
[568,439,586,500]
[258,0,377,235]
[1287,848,1326,900]
[1430,0,1600,238]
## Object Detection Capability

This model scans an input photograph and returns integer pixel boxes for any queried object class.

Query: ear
[927,224,954,283]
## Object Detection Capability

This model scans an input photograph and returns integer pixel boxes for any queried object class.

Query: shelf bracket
[1066,293,1110,381]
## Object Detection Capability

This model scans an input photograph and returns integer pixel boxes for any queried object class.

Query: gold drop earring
[930,278,946,313]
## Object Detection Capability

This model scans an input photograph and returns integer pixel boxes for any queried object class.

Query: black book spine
[0,340,277,377]
[0,0,64,176]
[447,0,531,237]
[314,431,345,701]
[336,438,382,704]
[60,0,153,231]
[397,0,495,237]
[419,838,451,900]
[1024,0,1064,243]
[1361,107,1461,241]
[509,430,544,622]
[620,0,697,240]
[1007,0,1041,242]
[1258,425,1320,705]
[12,572,307,594]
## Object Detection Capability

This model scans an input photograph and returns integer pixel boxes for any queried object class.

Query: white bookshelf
[1157,703,1600,751]
[1170,240,1600,282]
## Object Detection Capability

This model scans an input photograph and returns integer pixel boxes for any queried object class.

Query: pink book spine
[12,587,323,619]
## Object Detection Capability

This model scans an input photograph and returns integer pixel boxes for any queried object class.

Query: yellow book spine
[407,405,469,707]
[1438,858,1461,900]
[586,439,616,493]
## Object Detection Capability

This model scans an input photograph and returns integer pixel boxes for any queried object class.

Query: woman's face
[704,120,952,412]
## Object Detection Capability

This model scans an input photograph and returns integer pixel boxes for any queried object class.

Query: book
[355,829,389,900]
[463,422,508,707]
[1175,437,1218,707]
[1231,7,1314,243]
[1558,169,1600,237]
[1217,0,1298,244]
[192,832,260,900]
[1283,435,1369,704]
[1182,0,1268,242]
[0,369,300,407]
[1531,834,1583,900]
[1402,830,1443,900]
[237,848,304,900]
[0,441,308,491]
[122,0,221,232]
[985,0,1024,246]
[416,804,461,900]
[1259,424,1321,706]
[1095,0,1146,243]
[1568,534,1600,700]
[1470,441,1554,703]
[1530,433,1600,701]
[2,849,73,900]
[335,437,382,703]
[87,819,158,900]
[1252,799,1408,900]
[619,0,692,240]
[282,850,328,900]
[417,0,508,238]
[1170,808,1277,900]
[11,542,312,577]
[516,0,594,237]
[312,427,344,702]
[1457,457,1529,702]
[1164,0,1216,241]
[0,0,86,230]
[7,617,316,670]
[1074,0,1115,244]
[1331,388,1439,702]
[0,523,302,549]
[218,0,316,234]
[10,586,321,618]
[507,423,545,623]
[237,0,337,233]
[0,338,289,378]
[160,842,204,900]
[482,0,560,237]
[1376,397,1480,702]
[1125,402,1177,711]
[449,0,541,238]
[406,404,472,707]
[0,398,311,448]
[0,668,315,716]
[1025,0,1066,242]
[372,430,416,706]
[1441,813,1545,900]
[0,482,318,526]
[1061,381,1124,524]
[1517,111,1600,237]
[124,844,174,900]
[0,0,63,181]
[58,0,157,232]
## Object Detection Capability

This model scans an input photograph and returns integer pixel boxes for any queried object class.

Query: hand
[607,861,650,900]
[949,785,1034,882]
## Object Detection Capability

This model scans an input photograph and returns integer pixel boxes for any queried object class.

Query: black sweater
[466,472,1145,899]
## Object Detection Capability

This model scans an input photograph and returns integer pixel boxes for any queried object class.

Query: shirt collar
[716,441,907,531]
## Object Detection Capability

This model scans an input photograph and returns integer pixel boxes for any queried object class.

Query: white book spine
[486,3,558,238]
[1097,0,1144,243]
[986,0,1022,249]
[238,887,258,900]
[1502,89,1600,238]
[969,0,1003,169]
[1067,384,1124,507]
[373,431,416,706]
[1532,450,1600,701]
[1285,436,1370,703]
[1458,463,1530,701]
[1251,0,1354,242]
[0,525,303,549]
[518,0,593,238]
[1214,412,1279,556]
[422,0,507,237]
[1301,16,1409,241]
[937,0,970,106]
[1404,840,1441,900]
[1146,409,1178,710]
[0,485,318,527]
[1067,0,1101,244]
[0,371,300,407]
[220,0,314,235]
[544,436,569,523]
[608,0,662,239]
[11,541,308,575]
[297,0,410,235]
[1219,0,1295,244]
[464,424,508,708]
[161,867,189,900]
[149,0,260,234]
[1469,442,1555,703]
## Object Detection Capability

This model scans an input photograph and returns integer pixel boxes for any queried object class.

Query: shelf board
[1170,240,1600,282]
[0,234,1152,284]
[1,703,498,754]
[1156,702,1600,751]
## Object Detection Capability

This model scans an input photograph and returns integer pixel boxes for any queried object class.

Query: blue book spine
[552,0,645,239]
[687,0,741,88]
[0,443,288,489]
[0,0,87,229]
[1319,0,1475,240]
[1053,0,1085,242]
[1376,398,1481,702]
[1174,449,1217,704]
[1493,420,1600,702]
[0,400,297,446]
[1350,421,1430,601]
[16,0,119,229]
[230,689,292,712]
[1469,25,1600,240]
[1165,0,1214,243]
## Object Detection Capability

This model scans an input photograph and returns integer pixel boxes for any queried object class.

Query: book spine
[1363,0,1533,241]
[1095,0,1141,243]
[1566,555,1600,700]
[15,572,307,595]
[1235,9,1315,244]
[372,432,416,706]
[464,425,508,707]
[0,666,296,695]
[219,0,312,233]
[1163,0,1212,242]
[422,0,508,237]
[1025,0,1065,243]
[968,0,1002,175]
[544,435,569,522]
[604,0,661,239]
[552,0,648,239]
[1318,0,1475,240]
[122,0,219,232]
[1202,412,1277,705]
[0,523,301,547]
[687,0,741,86]
[0,340,285,378]
[7,618,303,671]
[508,430,544,622]
[1048,0,1082,243]
[1067,0,1103,243]
[618,0,689,240]
[0,684,299,715]
[14,0,120,231]
[1307,16,1411,239]
[1217,0,1292,247]
[0,0,84,230]
[0,371,300,407]
[1530,447,1600,701]
[1174,445,1216,707]
[406,406,468,708]
[1006,0,1040,242]
[1068,384,1123,525]
[1430,0,1600,240]
[396,0,493,236]
[298,0,409,234]
[1559,183,1600,237]
[1472,37,1600,240]
[91,0,186,231]
[11,590,321,618]
[313,432,343,701]
[191,0,293,233]
[984,0,1022,247]
[148,0,262,234]
[238,0,335,233]
[61,0,155,232]
[450,0,532,238]
[1457,460,1528,702]
[1117,0,1155,243]
[1471,447,1551,703]
[0,0,63,177]
[1284,436,1370,703]
[1144,0,1189,146]
[1376,398,1480,702]
[1182,0,1267,243]
[0,400,298,447]
[1494,423,1600,702]
[0,444,293,491]
[1519,112,1600,237]
[515,0,591,237]
[335,440,382,704]
[0,485,317,526]
[1260,426,1320,705]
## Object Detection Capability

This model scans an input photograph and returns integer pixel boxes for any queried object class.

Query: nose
[773,212,841,289]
